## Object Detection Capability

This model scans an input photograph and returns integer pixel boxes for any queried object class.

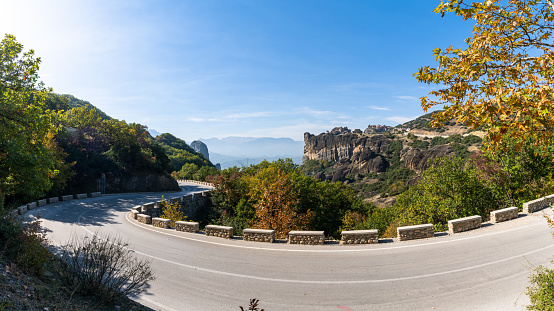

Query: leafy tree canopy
[415,0,554,150]
[0,34,59,206]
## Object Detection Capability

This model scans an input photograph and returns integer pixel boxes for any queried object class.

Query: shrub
[0,214,50,275]
[394,156,498,231]
[526,263,554,310]
[57,233,155,302]
[161,200,186,227]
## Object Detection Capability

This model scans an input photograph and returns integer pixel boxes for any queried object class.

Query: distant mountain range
[198,137,304,169]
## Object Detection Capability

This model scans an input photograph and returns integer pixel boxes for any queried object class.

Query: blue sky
[0,1,473,142]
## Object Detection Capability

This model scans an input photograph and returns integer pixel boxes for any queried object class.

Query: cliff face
[303,129,456,182]
[303,132,390,177]
[191,140,210,160]
[401,144,454,172]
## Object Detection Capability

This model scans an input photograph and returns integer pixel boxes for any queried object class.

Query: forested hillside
[0,35,213,210]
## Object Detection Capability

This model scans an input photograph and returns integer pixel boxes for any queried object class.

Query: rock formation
[303,129,457,182]
[191,140,209,160]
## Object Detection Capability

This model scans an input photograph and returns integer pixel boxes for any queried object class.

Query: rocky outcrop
[303,128,459,182]
[303,132,389,167]
[303,131,391,181]
[191,140,209,160]
[401,145,454,173]
[105,173,180,193]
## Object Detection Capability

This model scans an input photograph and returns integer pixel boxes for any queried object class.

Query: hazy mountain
[148,128,162,138]
[198,137,304,169]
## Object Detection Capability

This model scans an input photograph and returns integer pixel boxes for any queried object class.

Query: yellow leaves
[415,0,554,152]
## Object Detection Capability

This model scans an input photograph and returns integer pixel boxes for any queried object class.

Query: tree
[394,156,498,231]
[0,34,58,207]
[248,167,312,239]
[415,0,554,150]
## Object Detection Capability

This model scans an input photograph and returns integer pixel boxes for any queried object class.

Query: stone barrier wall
[523,198,549,213]
[6,191,99,220]
[152,217,170,229]
[545,194,554,205]
[152,207,163,218]
[288,231,325,245]
[181,192,211,219]
[141,202,155,214]
[243,229,275,243]
[137,214,152,224]
[205,225,233,239]
[74,193,87,199]
[340,230,378,245]
[490,206,518,223]
[169,197,182,204]
[47,197,59,204]
[18,206,27,215]
[175,221,199,233]
[127,193,554,247]
[448,215,482,234]
[90,192,102,198]
[397,224,434,241]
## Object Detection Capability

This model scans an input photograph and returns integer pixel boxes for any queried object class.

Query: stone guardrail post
[288,231,325,245]
[152,218,171,229]
[17,205,28,215]
[340,229,379,245]
[60,195,73,201]
[74,193,87,199]
[523,198,549,213]
[205,225,233,239]
[137,214,152,224]
[243,228,275,243]
[447,215,482,234]
[397,224,434,241]
[175,221,200,233]
[47,197,59,204]
[26,202,37,210]
[490,206,518,223]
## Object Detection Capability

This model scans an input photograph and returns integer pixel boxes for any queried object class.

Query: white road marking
[77,208,554,284]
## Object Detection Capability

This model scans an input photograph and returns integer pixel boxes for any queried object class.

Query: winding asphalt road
[31,182,554,311]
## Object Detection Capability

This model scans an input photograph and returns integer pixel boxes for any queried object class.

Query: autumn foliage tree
[415,0,554,150]
[248,167,312,239]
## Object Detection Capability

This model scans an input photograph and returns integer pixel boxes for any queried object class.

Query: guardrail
[490,206,518,223]
[6,191,104,218]
[397,224,434,241]
[177,180,215,188]
[448,215,482,234]
[288,231,325,245]
[129,193,553,246]
[340,229,379,245]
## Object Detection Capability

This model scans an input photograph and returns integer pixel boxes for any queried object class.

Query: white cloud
[394,95,419,101]
[368,105,390,111]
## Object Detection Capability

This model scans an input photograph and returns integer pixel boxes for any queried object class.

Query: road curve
[32,182,554,311]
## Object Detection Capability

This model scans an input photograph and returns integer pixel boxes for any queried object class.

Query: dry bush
[57,233,155,302]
